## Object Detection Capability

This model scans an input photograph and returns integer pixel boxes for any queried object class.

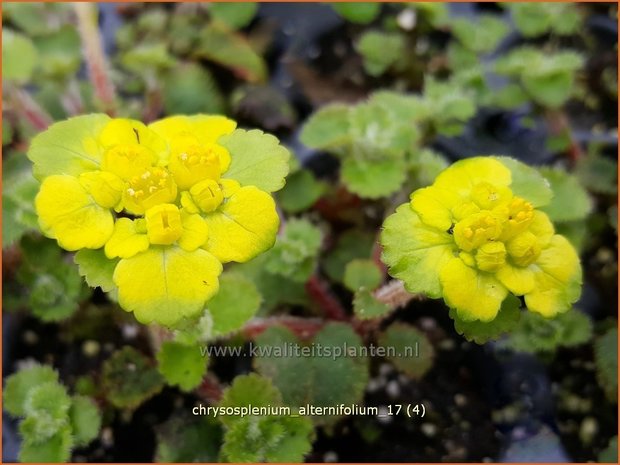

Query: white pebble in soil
[421,422,437,438]
[122,324,139,340]
[23,330,38,345]
[323,451,338,463]
[385,380,400,399]
[378,362,394,377]
[396,8,417,31]
[366,377,384,393]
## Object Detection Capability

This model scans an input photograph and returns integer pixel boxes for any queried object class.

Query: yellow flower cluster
[382,157,582,322]
[33,115,281,326]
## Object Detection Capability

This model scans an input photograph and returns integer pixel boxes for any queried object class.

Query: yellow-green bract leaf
[2,29,38,82]
[196,23,266,82]
[69,396,102,447]
[157,341,207,391]
[19,427,73,463]
[27,113,111,180]
[378,323,434,378]
[341,157,407,199]
[114,247,223,327]
[353,288,391,320]
[254,323,369,426]
[450,294,521,344]
[356,31,405,76]
[219,129,290,193]
[381,203,455,298]
[331,2,381,24]
[74,248,119,293]
[299,104,351,149]
[3,364,59,417]
[344,259,382,292]
[494,156,553,207]
[102,347,164,409]
[206,273,261,338]
[209,2,258,29]
[539,167,593,222]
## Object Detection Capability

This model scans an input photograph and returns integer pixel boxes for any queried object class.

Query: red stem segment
[305,274,349,321]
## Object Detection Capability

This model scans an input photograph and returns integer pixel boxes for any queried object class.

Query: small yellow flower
[381,157,582,322]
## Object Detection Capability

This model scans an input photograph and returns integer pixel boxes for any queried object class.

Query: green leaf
[505,3,581,38]
[409,148,449,188]
[423,77,476,136]
[264,218,323,283]
[450,295,522,344]
[2,29,38,82]
[324,229,376,283]
[120,42,176,74]
[163,62,225,115]
[369,90,431,123]
[594,328,617,403]
[299,104,351,149]
[74,248,119,293]
[155,413,222,462]
[209,2,258,29]
[451,15,509,53]
[69,396,101,447]
[157,341,207,391]
[341,157,407,199]
[33,26,81,80]
[575,152,617,195]
[207,272,261,337]
[502,309,593,353]
[19,426,73,463]
[356,31,405,76]
[254,323,369,425]
[539,167,593,222]
[3,365,59,417]
[196,23,267,82]
[219,373,283,426]
[2,152,39,247]
[485,83,529,109]
[3,3,71,36]
[219,129,290,193]
[378,322,434,378]
[494,156,553,207]
[331,2,381,24]
[599,436,618,463]
[353,288,391,320]
[344,259,382,292]
[102,347,164,409]
[221,414,314,462]
[277,169,325,213]
[22,382,71,440]
[27,113,111,180]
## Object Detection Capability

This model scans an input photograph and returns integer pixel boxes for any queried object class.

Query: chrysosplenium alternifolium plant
[28,114,289,326]
[381,156,582,322]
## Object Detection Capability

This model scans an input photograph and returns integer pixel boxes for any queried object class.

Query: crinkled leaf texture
[157,341,207,391]
[378,323,434,378]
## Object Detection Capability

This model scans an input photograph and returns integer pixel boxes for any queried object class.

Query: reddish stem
[11,88,52,131]
[196,373,224,403]
[305,274,349,321]
[242,316,326,340]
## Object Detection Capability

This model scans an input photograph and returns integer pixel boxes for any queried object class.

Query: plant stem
[9,87,53,131]
[545,108,584,164]
[373,279,423,309]
[74,3,116,116]
[305,274,349,321]
[242,316,326,340]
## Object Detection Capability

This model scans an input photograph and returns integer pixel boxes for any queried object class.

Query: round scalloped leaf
[3,364,59,417]
[451,15,509,53]
[331,2,380,24]
[450,294,522,344]
[69,396,102,447]
[102,346,164,409]
[353,288,391,320]
[341,157,407,199]
[219,129,290,193]
[209,2,258,29]
[344,259,382,292]
[277,169,325,213]
[155,413,222,462]
[594,328,617,403]
[356,31,405,76]
[219,373,283,427]
[299,104,351,149]
[19,426,73,463]
[206,272,261,338]
[378,323,434,379]
[253,323,369,425]
[221,414,314,463]
[74,248,119,293]
[2,29,38,83]
[539,167,593,222]
[27,114,111,180]
[494,156,553,207]
[157,341,208,391]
